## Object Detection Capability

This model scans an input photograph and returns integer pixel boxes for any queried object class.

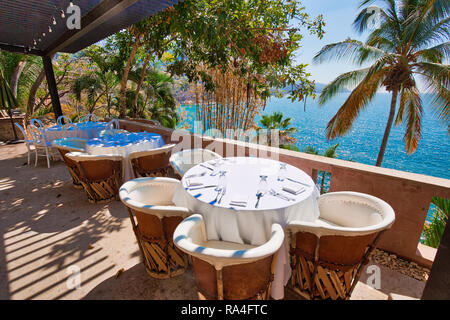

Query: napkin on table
[186,179,203,187]
[282,181,305,195]
[229,195,248,207]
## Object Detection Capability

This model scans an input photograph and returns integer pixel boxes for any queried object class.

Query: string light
[42,32,46,37]
[61,10,65,18]
[53,17,57,25]
[34,39,37,46]
[49,26,52,33]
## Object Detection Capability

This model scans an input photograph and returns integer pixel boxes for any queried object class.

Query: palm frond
[415,41,450,63]
[415,62,450,124]
[402,85,422,153]
[313,39,387,65]
[319,68,370,105]
[326,66,386,140]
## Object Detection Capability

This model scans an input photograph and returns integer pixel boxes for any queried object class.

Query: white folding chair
[28,124,58,168]
[14,123,34,165]
[79,113,99,123]
[57,115,72,126]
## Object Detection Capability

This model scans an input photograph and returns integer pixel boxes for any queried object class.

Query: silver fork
[185,172,206,179]
[218,187,227,204]
[269,189,295,201]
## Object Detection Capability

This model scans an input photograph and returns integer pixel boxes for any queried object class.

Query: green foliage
[0,68,17,111]
[422,197,449,248]
[259,111,297,145]
[280,144,299,151]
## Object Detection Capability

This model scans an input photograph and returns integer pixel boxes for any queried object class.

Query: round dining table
[45,121,109,142]
[172,156,320,300]
[85,131,165,181]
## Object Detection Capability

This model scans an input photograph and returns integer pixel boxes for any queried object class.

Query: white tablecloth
[45,122,109,142]
[172,156,320,299]
[86,132,165,181]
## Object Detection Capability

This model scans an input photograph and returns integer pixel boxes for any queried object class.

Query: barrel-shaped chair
[129,144,176,178]
[174,214,285,300]
[119,177,191,278]
[169,148,222,178]
[66,152,123,203]
[287,191,395,300]
[52,138,87,189]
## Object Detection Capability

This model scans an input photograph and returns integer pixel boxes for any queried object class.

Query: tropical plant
[422,197,449,248]
[313,0,449,166]
[303,143,340,193]
[259,111,297,147]
[0,68,19,140]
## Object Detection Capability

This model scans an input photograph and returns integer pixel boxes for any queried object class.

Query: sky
[295,0,370,85]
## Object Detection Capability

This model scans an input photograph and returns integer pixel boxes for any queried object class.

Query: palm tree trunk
[10,60,26,98]
[119,35,141,118]
[132,54,151,118]
[376,89,398,166]
[26,67,46,117]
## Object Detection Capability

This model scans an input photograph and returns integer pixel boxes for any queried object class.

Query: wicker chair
[174,214,284,300]
[169,148,222,178]
[52,138,87,189]
[287,191,395,300]
[66,152,123,203]
[119,177,191,278]
[129,144,176,178]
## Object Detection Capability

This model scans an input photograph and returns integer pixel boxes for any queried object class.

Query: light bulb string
[29,0,72,52]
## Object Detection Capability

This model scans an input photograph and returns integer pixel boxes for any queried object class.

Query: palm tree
[259,111,298,148]
[314,0,449,166]
[303,143,339,193]
[72,75,103,114]
[0,68,19,141]
[422,196,449,248]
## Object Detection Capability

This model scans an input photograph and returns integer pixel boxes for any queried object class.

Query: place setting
[181,157,314,211]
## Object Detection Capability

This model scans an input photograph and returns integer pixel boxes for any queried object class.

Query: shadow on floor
[83,263,198,300]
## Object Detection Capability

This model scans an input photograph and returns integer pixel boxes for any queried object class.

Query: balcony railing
[119,118,450,268]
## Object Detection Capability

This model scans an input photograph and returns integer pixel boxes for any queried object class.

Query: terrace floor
[0,143,426,300]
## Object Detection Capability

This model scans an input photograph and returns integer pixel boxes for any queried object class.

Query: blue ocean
[180,93,449,180]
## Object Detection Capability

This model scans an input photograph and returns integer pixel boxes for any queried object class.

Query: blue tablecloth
[45,121,109,141]
[86,132,164,148]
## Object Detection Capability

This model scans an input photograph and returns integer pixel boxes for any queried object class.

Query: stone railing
[119,119,450,268]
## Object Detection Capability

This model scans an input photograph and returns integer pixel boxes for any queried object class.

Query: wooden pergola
[0,0,179,119]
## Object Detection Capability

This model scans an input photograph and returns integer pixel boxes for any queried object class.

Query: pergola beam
[44,0,140,56]
[0,43,44,56]
[42,55,63,120]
